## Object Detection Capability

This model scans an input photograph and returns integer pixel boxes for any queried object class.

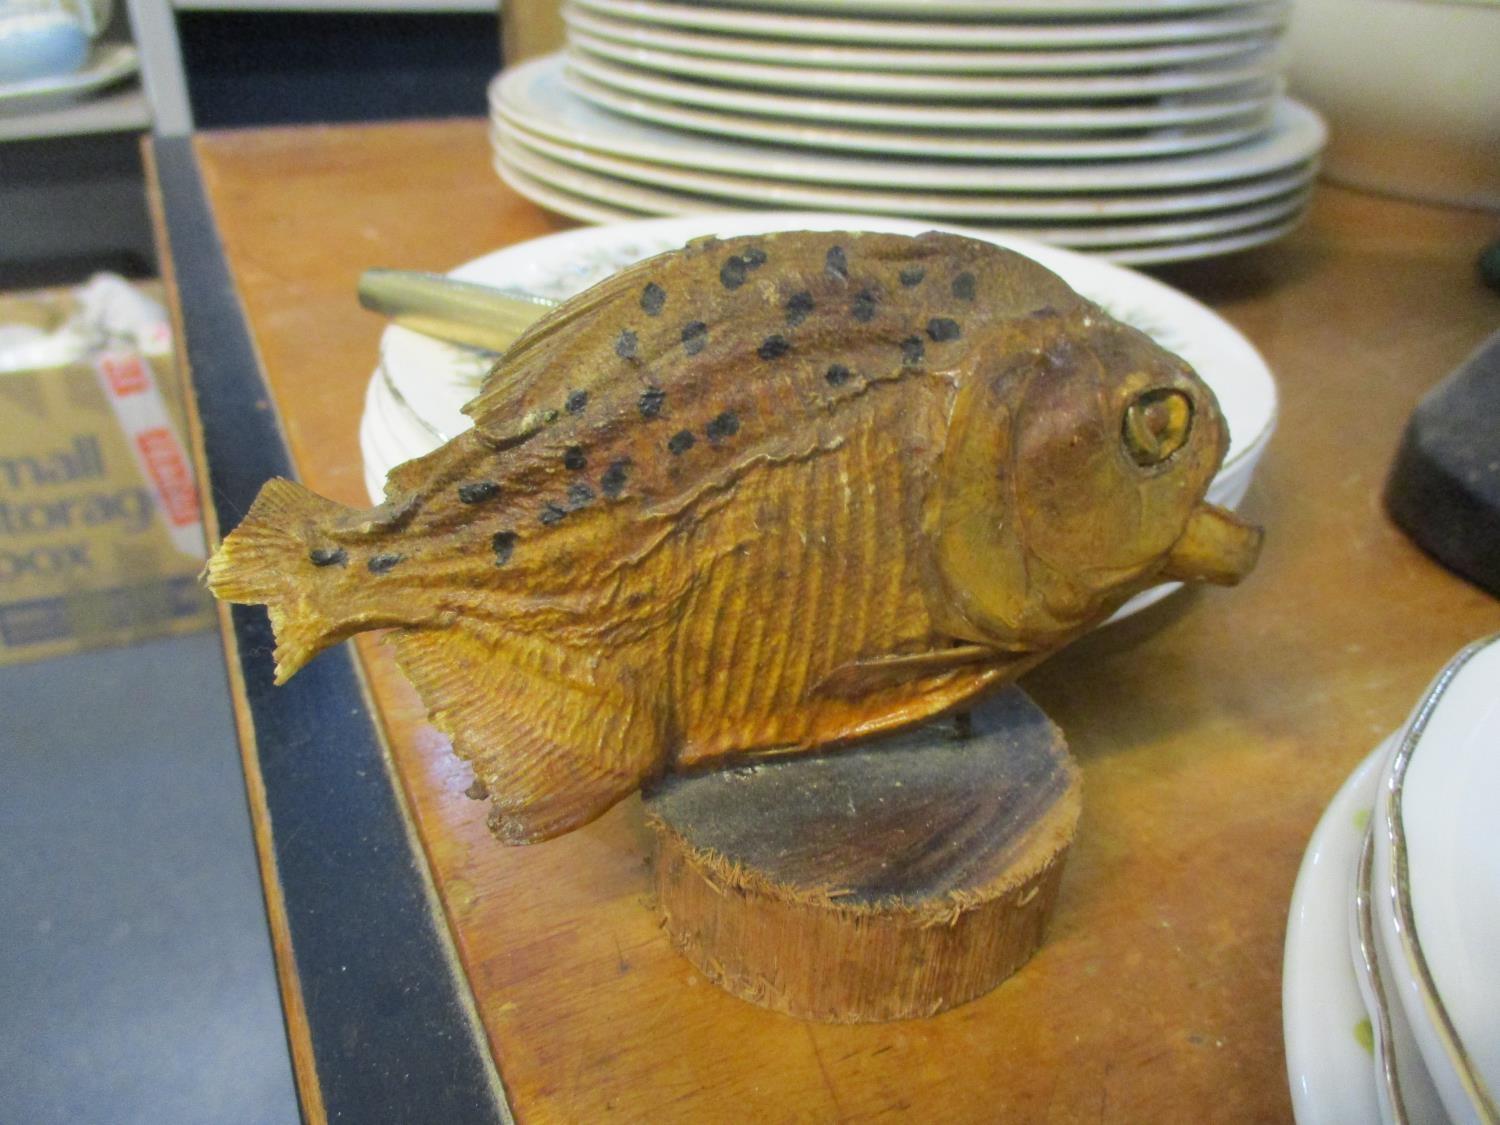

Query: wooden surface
[183,118,1500,1122]
[647,687,1080,1022]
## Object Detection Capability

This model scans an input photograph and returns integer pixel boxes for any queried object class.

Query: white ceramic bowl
[1374,636,1500,1124]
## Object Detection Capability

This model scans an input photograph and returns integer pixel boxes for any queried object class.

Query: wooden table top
[158,119,1499,1123]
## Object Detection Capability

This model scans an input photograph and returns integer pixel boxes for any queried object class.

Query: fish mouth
[1159,503,1264,586]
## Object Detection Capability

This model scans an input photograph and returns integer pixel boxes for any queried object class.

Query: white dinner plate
[497,108,1316,221]
[1102,214,1306,265]
[567,50,1282,133]
[568,29,1281,102]
[494,153,1311,267]
[493,130,1312,249]
[495,157,642,223]
[681,0,1268,14]
[563,4,1278,74]
[571,0,1290,46]
[1284,744,1385,1125]
[558,61,1278,163]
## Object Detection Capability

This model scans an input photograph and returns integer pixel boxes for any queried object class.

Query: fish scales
[205,229,1263,843]
[713,416,934,754]
[356,231,1001,636]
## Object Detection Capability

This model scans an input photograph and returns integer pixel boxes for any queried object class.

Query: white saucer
[567,50,1282,133]
[563,4,1278,73]
[568,29,1281,102]
[558,62,1277,162]
[571,0,1290,47]
[1283,745,1384,1125]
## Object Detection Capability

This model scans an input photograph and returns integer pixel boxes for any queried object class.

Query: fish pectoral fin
[390,623,666,844]
[812,644,1032,701]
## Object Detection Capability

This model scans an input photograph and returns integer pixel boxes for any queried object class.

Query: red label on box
[135,427,200,528]
[98,353,152,397]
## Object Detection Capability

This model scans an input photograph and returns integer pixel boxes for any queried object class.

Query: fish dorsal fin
[381,440,451,504]
[390,621,666,843]
[458,252,669,447]
[457,228,1085,455]
[812,644,1038,700]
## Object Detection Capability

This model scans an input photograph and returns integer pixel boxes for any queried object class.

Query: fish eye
[1122,388,1193,467]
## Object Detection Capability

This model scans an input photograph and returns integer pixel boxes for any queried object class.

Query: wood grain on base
[648,688,1080,1022]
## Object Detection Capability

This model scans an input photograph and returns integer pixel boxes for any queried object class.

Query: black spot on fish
[367,553,402,574]
[308,546,346,567]
[825,245,848,280]
[640,282,666,316]
[825,364,851,387]
[457,481,501,504]
[927,317,962,342]
[681,320,708,355]
[565,389,588,414]
[705,411,739,443]
[563,445,587,471]
[615,329,638,359]
[901,336,925,366]
[1031,305,1059,318]
[568,483,594,509]
[899,267,925,288]
[851,289,878,323]
[601,459,630,498]
[491,530,516,565]
[758,335,790,360]
[539,502,567,526]
[742,245,767,269]
[638,387,666,418]
[720,256,748,289]
[668,430,696,455]
[785,290,814,327]
[952,272,976,301]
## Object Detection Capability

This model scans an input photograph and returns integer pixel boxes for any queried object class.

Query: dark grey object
[1385,329,1500,598]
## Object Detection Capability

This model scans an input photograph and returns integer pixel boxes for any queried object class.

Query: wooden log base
[644,687,1080,1023]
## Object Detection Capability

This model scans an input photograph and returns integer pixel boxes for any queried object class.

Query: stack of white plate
[359,212,1277,627]
[489,0,1326,265]
[1285,635,1500,1125]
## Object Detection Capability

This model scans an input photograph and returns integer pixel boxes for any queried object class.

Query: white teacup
[0,0,112,85]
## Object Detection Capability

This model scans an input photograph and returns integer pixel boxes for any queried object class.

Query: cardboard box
[0,286,214,666]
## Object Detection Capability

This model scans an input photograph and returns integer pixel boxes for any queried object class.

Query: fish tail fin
[204,477,356,684]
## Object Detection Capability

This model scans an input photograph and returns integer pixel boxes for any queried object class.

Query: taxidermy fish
[206,230,1262,844]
